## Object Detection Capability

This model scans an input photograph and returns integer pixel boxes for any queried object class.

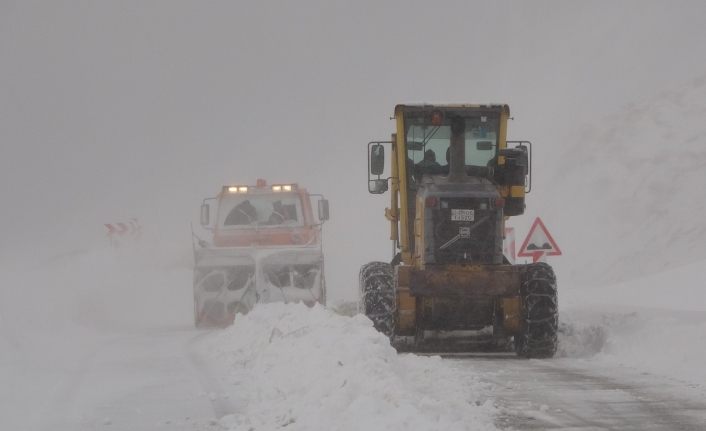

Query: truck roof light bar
[272,184,297,192]
[225,185,248,193]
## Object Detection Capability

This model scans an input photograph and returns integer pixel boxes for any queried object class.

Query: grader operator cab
[193,179,329,327]
[360,104,558,358]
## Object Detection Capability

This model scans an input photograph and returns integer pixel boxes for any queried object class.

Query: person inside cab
[417,149,440,169]
[267,200,286,225]
[225,200,257,225]
[413,149,445,181]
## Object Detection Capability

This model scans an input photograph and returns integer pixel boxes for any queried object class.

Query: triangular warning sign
[518,217,561,261]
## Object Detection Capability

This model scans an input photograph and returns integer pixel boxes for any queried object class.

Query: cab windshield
[405,113,499,176]
[218,194,304,227]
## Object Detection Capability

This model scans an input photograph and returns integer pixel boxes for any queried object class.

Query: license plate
[451,209,474,221]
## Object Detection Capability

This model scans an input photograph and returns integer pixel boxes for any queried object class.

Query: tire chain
[359,262,395,336]
[517,262,558,358]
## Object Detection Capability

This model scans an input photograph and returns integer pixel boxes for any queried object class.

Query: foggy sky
[2,0,706,300]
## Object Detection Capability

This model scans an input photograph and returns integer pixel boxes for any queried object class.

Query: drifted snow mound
[558,308,706,386]
[207,303,498,431]
[557,319,609,359]
[558,259,706,386]
[549,74,706,287]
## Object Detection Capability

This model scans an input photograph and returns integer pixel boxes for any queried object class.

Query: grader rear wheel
[359,262,395,336]
[515,262,558,358]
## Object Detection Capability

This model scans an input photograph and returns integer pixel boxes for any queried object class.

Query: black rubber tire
[515,262,558,358]
[359,262,395,336]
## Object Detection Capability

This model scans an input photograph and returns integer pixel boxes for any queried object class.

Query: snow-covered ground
[559,259,706,388]
[0,246,502,430]
[204,302,498,431]
[2,239,706,430]
[198,257,706,430]
[0,244,205,431]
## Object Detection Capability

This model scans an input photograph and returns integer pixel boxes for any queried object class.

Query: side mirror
[368,179,388,194]
[318,199,330,222]
[370,144,385,175]
[200,203,210,226]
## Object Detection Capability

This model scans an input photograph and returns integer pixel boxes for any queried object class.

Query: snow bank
[547,74,706,287]
[560,309,706,386]
[207,303,498,431]
[558,260,706,386]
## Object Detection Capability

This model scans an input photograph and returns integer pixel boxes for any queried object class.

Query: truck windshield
[405,114,499,174]
[219,194,304,227]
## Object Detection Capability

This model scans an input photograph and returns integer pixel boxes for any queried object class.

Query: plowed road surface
[452,355,706,430]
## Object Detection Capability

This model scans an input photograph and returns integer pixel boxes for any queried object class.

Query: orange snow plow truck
[193,179,329,327]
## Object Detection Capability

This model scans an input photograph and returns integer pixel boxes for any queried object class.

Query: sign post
[503,227,516,264]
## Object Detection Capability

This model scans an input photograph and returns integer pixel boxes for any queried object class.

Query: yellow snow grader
[360,104,558,357]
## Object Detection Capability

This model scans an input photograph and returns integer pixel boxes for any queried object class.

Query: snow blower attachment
[193,180,329,327]
[361,105,558,358]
